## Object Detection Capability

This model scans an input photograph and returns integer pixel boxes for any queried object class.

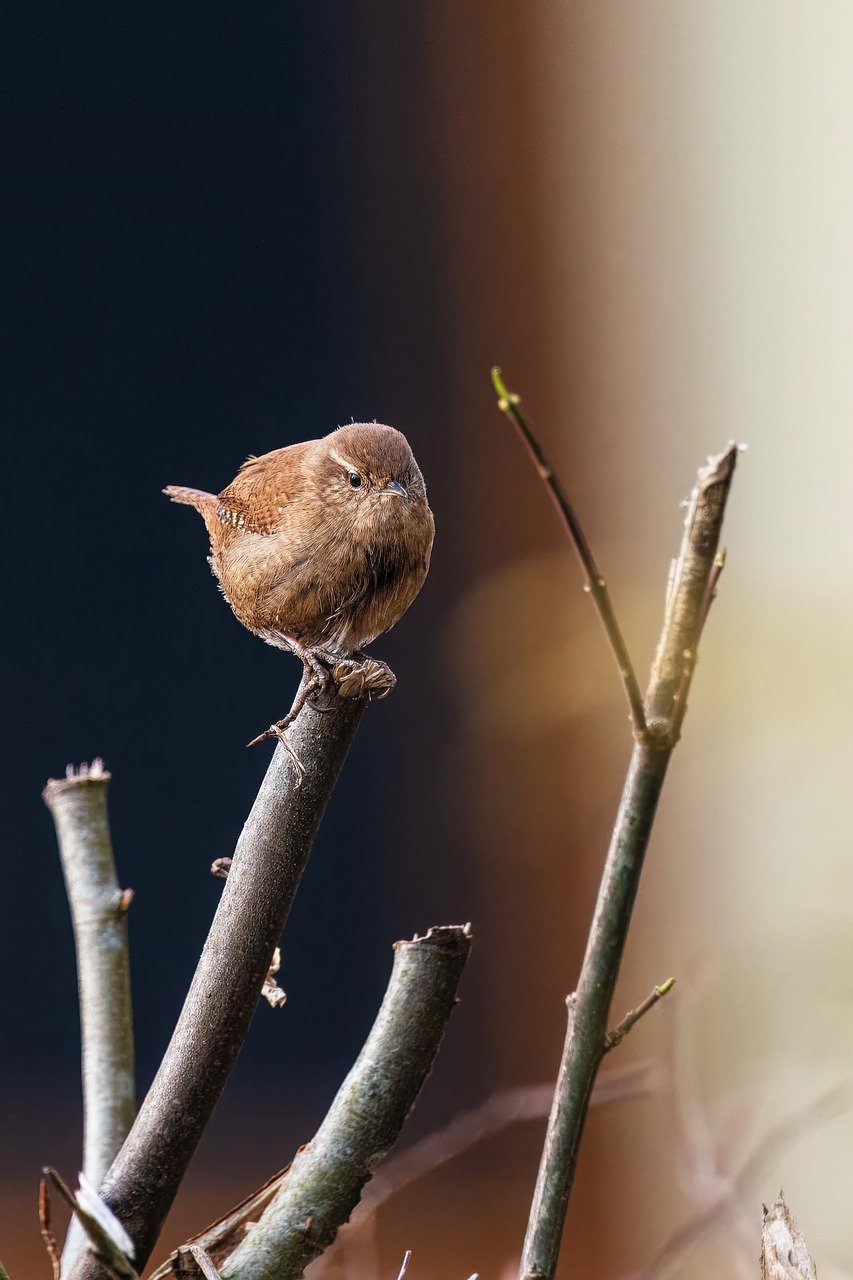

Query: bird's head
[316,423,430,538]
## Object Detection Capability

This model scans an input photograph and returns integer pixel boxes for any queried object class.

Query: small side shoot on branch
[491,366,648,741]
[492,370,739,1280]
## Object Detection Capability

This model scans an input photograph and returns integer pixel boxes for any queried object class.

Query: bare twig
[68,686,370,1280]
[218,925,472,1280]
[44,1168,139,1280]
[604,979,675,1052]
[149,1170,292,1280]
[518,442,738,1280]
[39,1175,62,1280]
[43,760,136,1271]
[491,367,648,740]
[188,1246,224,1280]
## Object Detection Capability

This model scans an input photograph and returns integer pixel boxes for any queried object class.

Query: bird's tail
[163,484,219,535]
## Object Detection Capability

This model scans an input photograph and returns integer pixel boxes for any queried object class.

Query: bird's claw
[247,652,394,784]
[263,723,306,784]
[331,656,397,701]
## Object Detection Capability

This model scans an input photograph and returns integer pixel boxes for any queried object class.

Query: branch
[186,1247,223,1280]
[519,442,738,1280]
[43,760,136,1272]
[491,368,648,739]
[43,1169,139,1280]
[68,687,369,1280]
[603,978,675,1052]
[152,1065,655,1280]
[39,1175,62,1280]
[218,924,472,1280]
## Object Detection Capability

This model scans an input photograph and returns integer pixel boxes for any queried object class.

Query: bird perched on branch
[165,423,434,762]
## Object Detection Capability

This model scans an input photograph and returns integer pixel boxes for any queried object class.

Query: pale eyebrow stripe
[329,449,359,471]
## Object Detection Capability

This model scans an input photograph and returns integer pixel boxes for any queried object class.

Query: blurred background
[4,3,853,1277]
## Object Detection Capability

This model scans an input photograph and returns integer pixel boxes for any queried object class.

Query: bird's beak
[384,479,408,498]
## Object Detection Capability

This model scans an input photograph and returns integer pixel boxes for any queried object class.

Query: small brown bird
[165,423,435,757]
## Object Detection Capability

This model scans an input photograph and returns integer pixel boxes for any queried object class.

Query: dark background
[3,0,485,1245]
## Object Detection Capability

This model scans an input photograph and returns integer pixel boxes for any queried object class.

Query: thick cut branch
[68,689,367,1280]
[519,444,738,1280]
[492,368,648,739]
[219,925,472,1280]
[43,761,136,1272]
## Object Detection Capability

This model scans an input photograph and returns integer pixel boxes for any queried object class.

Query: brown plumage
[165,423,434,754]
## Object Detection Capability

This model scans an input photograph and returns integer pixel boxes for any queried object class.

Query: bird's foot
[329,654,397,701]
[246,650,395,782]
[246,664,319,782]
[246,709,308,783]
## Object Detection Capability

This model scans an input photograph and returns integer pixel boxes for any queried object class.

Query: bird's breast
[211,509,431,652]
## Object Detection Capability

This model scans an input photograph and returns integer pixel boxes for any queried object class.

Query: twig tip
[491,365,520,409]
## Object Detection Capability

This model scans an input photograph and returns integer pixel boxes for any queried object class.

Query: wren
[165,423,434,761]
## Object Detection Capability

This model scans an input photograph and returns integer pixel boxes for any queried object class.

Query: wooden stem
[220,925,472,1280]
[519,444,738,1280]
[67,690,367,1280]
[43,761,136,1272]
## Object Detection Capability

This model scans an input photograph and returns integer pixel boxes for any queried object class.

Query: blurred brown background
[4,3,853,1278]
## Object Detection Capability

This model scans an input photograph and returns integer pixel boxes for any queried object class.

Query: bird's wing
[216,442,313,534]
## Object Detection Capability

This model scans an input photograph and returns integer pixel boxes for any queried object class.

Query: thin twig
[43,760,136,1272]
[39,1175,62,1280]
[518,442,738,1280]
[218,925,473,1280]
[603,979,675,1052]
[44,1169,139,1280]
[491,367,648,740]
[189,1246,224,1280]
[68,685,370,1280]
[149,1171,292,1280]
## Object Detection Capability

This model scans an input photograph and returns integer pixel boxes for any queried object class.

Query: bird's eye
[348,472,362,489]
